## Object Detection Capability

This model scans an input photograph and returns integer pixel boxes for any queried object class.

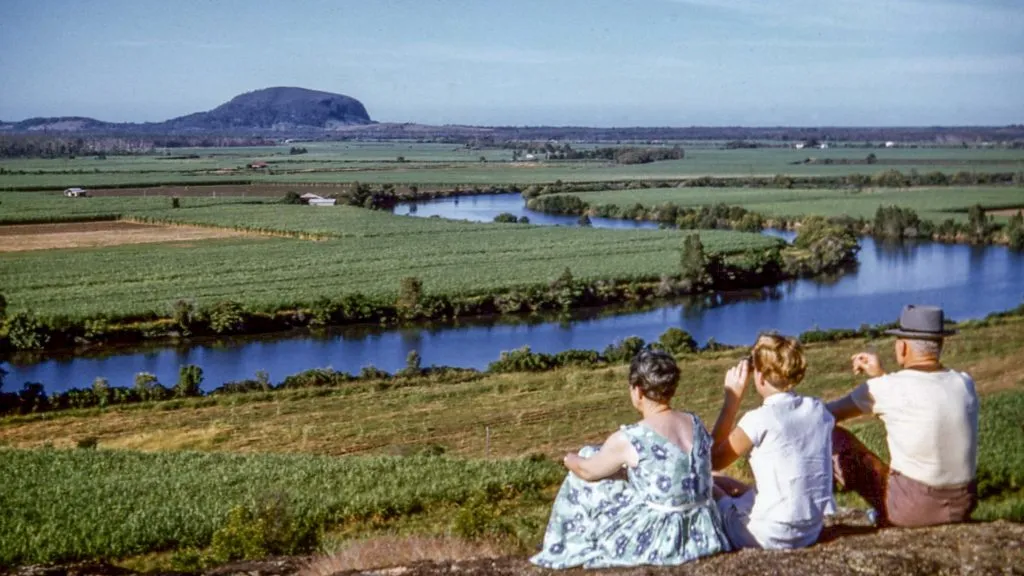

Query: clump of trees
[1007,210,1024,250]
[492,213,530,224]
[679,234,711,290]
[508,142,684,164]
[785,216,859,276]
[335,181,398,210]
[873,205,920,240]
[288,146,308,155]
[525,194,588,214]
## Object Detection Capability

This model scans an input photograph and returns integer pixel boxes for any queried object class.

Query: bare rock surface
[5,520,1022,576]
[334,521,1023,576]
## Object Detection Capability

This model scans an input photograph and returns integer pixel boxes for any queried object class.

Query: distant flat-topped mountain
[0,87,372,133]
[163,87,372,130]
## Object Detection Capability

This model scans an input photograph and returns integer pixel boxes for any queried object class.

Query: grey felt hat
[884,305,956,340]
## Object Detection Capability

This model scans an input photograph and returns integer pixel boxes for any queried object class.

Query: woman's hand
[563,452,582,471]
[724,359,750,398]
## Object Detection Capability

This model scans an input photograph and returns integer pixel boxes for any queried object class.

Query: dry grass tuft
[301,536,508,575]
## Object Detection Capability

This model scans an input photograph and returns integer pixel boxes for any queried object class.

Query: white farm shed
[300,192,336,207]
[63,187,89,197]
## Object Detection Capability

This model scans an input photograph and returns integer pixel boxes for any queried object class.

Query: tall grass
[0,449,561,566]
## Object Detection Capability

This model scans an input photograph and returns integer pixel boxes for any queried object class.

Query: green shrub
[208,300,245,334]
[398,350,422,377]
[552,349,602,367]
[175,365,204,398]
[308,297,337,327]
[91,377,110,408]
[134,372,171,401]
[488,346,557,373]
[398,277,423,312]
[279,368,351,389]
[359,365,390,380]
[5,311,49,350]
[658,327,698,354]
[205,495,317,565]
[602,336,646,364]
[679,234,709,289]
[172,299,196,334]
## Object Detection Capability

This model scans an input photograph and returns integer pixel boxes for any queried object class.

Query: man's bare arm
[827,394,864,423]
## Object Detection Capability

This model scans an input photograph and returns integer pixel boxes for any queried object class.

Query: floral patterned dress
[531,416,730,569]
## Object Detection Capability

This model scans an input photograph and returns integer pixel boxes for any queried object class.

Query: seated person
[711,333,836,549]
[531,349,730,569]
[826,305,978,527]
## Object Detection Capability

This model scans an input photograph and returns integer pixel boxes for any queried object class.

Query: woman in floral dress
[531,349,730,569]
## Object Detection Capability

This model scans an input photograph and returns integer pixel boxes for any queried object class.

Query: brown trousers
[831,427,977,527]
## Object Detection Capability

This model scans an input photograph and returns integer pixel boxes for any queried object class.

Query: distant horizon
[2,0,1022,126]
[1,84,1020,131]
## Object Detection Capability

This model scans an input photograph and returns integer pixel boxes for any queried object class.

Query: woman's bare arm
[563,431,636,481]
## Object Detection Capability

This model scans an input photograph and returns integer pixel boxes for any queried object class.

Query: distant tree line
[508,142,684,164]
[874,204,1024,248]
[0,134,277,158]
[329,124,1024,145]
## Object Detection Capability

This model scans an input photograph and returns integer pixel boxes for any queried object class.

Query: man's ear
[895,339,907,363]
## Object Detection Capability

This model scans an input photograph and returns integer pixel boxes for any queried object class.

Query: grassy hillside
[1,315,1021,566]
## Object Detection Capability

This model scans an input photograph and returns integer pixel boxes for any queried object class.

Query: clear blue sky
[1,0,1021,126]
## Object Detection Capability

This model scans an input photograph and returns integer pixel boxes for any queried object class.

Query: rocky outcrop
[6,520,1022,576]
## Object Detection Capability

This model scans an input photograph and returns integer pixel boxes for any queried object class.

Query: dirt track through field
[0,221,251,252]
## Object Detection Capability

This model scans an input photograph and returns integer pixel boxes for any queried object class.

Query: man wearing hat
[825,305,978,527]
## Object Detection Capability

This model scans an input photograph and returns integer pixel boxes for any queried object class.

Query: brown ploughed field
[0,221,250,252]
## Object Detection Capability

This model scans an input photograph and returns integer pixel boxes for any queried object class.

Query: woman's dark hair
[628,349,680,403]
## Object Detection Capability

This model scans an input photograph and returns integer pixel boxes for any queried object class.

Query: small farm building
[64,187,89,197]
[885,141,896,148]
[249,161,269,169]
[299,192,336,207]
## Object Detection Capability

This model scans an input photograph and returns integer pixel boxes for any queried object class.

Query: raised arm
[711,360,754,470]
[827,352,884,423]
[826,395,864,423]
[563,430,637,482]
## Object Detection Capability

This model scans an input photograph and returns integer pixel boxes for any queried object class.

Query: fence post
[485,426,491,459]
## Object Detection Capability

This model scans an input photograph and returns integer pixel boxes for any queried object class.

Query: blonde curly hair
[751,333,806,391]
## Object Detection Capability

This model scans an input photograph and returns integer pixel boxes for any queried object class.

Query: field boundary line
[117,216,335,241]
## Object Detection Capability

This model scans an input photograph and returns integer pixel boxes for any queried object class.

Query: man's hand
[852,352,884,378]
[724,359,750,397]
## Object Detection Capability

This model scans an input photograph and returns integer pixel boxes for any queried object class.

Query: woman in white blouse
[709,333,836,550]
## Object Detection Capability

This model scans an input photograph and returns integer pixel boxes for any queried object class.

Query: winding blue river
[4,194,1022,393]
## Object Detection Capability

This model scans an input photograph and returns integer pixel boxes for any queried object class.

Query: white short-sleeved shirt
[850,369,978,487]
[719,392,836,549]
